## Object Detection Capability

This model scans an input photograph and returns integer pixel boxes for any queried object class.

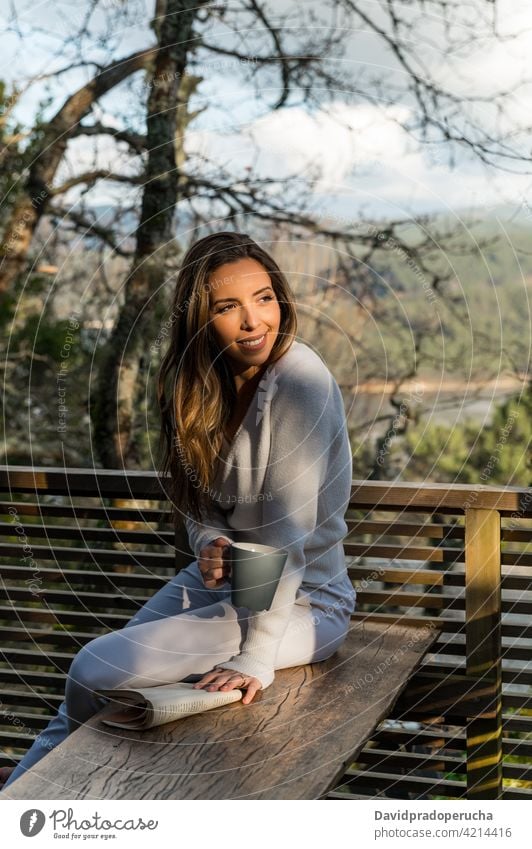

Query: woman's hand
[193,667,262,705]
[198,537,232,589]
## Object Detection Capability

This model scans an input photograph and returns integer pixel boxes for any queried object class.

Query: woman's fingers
[192,669,221,687]
[193,669,235,690]
[198,540,231,588]
[203,571,224,588]
[193,668,262,705]
[241,679,261,705]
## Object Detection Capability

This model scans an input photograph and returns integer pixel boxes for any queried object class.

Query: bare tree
[0,47,157,295]
[1,0,530,468]
[91,0,209,466]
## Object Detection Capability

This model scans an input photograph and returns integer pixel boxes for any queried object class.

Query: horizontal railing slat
[352,748,531,781]
[0,668,67,686]
[372,728,532,758]
[420,660,532,686]
[336,768,466,796]
[0,542,176,568]
[0,626,103,645]
[345,542,463,561]
[346,542,532,567]
[0,587,152,607]
[355,589,532,615]
[0,467,169,499]
[347,519,531,543]
[0,564,167,589]
[350,610,532,638]
[348,480,532,513]
[348,565,532,592]
[0,711,54,730]
[0,688,63,708]
[0,605,129,628]
[0,521,174,546]
[0,501,172,523]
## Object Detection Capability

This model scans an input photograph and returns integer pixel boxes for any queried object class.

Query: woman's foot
[0,766,15,789]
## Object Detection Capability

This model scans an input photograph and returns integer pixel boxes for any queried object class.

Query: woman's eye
[217,295,274,314]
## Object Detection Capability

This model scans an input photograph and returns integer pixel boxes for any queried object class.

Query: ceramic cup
[230,542,288,611]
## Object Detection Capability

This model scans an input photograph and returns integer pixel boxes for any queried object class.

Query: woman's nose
[241,304,260,327]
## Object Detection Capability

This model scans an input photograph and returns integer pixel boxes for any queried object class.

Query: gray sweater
[185,340,353,688]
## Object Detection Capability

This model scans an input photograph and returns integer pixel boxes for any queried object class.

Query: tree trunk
[0,48,156,296]
[91,0,207,469]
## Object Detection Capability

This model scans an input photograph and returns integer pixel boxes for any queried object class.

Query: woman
[1,231,356,791]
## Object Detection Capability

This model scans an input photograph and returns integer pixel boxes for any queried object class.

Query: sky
[2,0,532,225]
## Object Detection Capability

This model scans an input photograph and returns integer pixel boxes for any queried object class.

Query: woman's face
[208,257,281,383]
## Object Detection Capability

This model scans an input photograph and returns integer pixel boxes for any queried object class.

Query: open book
[95,682,244,730]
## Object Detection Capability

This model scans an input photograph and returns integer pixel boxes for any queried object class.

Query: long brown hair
[156,231,298,523]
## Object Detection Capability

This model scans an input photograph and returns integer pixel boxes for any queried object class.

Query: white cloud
[185,102,414,190]
[425,0,532,133]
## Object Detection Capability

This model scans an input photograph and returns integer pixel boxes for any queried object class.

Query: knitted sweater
[184,340,353,689]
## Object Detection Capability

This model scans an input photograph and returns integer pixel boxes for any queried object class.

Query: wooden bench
[0,467,531,799]
[1,620,438,800]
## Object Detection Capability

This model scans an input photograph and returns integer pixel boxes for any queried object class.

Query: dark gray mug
[230,542,288,611]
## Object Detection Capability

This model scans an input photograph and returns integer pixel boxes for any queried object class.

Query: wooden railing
[344,480,532,800]
[0,467,530,800]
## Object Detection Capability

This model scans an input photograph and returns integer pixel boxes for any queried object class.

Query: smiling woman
[2,232,356,789]
[156,233,298,527]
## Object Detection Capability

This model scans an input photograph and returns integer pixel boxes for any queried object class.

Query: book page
[148,688,242,727]
[96,682,243,729]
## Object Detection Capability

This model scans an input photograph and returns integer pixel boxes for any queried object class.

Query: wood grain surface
[1,620,440,800]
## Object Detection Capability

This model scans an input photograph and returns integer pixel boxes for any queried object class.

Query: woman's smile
[237,333,268,352]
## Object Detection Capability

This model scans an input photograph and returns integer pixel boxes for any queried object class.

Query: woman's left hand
[193,667,261,705]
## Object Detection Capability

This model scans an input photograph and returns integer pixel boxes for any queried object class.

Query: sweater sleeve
[184,501,235,559]
[221,362,343,689]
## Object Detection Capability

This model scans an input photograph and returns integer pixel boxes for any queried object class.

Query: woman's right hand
[198,537,232,589]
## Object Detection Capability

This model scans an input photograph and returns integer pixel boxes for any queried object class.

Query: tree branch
[48,204,134,258]
[49,169,143,196]
[71,122,147,155]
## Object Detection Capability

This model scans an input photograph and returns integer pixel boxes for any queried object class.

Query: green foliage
[11,314,83,364]
[0,289,17,332]
[398,386,531,485]
[350,429,378,480]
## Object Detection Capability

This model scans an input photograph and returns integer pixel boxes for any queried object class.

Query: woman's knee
[67,635,128,693]
[123,560,218,628]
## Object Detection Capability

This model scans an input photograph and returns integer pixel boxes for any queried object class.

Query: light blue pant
[3,560,356,789]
